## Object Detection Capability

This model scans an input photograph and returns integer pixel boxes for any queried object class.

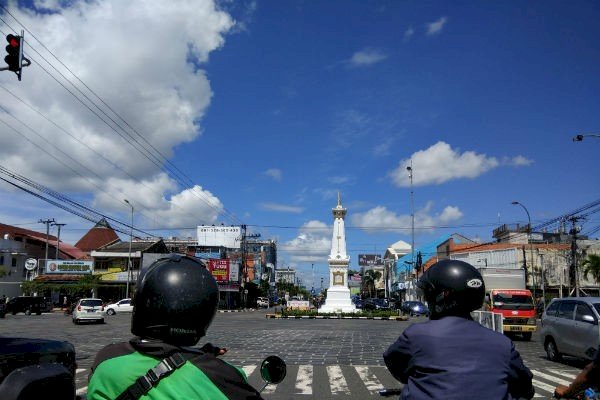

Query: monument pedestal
[319,286,356,313]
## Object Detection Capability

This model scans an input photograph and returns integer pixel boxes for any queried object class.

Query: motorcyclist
[554,345,599,399]
[383,259,534,400]
[87,254,264,400]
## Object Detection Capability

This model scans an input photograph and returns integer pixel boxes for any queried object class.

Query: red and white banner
[209,259,230,282]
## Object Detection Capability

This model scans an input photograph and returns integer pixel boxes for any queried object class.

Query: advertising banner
[358,254,383,267]
[229,262,240,282]
[197,226,241,249]
[209,259,230,282]
[46,260,93,274]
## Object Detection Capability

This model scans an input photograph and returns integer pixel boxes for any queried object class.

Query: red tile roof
[75,219,120,253]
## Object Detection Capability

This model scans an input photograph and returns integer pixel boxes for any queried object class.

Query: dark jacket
[383,316,534,400]
[88,338,263,400]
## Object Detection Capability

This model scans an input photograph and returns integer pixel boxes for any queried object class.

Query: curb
[265,314,408,321]
[218,308,257,313]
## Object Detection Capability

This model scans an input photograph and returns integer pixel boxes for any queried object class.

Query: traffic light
[5,34,23,73]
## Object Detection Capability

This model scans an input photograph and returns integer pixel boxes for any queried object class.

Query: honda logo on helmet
[466,278,483,288]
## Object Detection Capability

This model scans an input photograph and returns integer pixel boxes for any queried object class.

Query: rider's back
[384,316,533,400]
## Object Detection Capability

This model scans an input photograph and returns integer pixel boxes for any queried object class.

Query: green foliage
[21,275,103,297]
[0,266,7,278]
[362,269,382,298]
[582,254,600,284]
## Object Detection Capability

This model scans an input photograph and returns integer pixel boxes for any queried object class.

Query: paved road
[0,309,586,399]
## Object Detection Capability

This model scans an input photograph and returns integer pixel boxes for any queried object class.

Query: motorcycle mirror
[260,355,286,385]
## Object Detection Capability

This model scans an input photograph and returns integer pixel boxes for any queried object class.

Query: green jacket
[88,338,263,400]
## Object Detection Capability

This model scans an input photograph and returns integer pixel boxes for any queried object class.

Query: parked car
[363,298,391,311]
[400,301,430,317]
[269,296,280,306]
[257,297,269,308]
[5,296,45,315]
[72,298,104,324]
[104,298,133,315]
[353,299,364,309]
[541,297,600,362]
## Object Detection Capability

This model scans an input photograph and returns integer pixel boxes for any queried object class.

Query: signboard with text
[46,260,93,274]
[358,254,383,267]
[209,259,230,282]
[197,226,241,249]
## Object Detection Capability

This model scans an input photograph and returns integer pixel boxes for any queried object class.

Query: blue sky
[0,1,599,288]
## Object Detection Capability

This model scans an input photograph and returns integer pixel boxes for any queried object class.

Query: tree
[363,269,382,298]
[582,254,600,284]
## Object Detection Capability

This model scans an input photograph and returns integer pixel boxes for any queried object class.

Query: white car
[105,298,133,315]
[257,297,269,308]
[72,298,104,324]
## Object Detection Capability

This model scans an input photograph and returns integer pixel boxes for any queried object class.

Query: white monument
[319,193,356,313]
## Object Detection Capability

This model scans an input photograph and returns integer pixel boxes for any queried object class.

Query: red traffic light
[6,34,19,48]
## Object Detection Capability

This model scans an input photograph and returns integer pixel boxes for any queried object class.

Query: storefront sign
[209,259,230,282]
[46,260,93,274]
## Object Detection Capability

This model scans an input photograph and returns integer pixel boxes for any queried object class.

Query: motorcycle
[0,337,287,399]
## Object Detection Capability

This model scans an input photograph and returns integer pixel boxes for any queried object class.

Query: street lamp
[512,201,535,298]
[124,199,134,299]
[406,162,415,284]
[572,133,600,142]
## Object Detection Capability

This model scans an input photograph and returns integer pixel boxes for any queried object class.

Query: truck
[478,268,537,341]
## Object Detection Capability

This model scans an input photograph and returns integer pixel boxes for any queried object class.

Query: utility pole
[569,216,580,297]
[52,222,66,259]
[240,224,247,309]
[38,218,55,271]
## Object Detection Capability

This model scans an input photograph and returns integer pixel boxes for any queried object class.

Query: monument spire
[319,193,356,313]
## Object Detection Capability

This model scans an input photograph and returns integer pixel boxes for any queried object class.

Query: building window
[0,255,4,265]
[11,257,17,267]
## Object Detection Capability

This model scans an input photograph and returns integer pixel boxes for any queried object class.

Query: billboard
[358,254,383,267]
[45,260,93,274]
[197,225,241,249]
[209,259,230,282]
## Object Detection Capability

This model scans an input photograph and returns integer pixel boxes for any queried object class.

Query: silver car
[541,297,600,362]
[72,298,105,324]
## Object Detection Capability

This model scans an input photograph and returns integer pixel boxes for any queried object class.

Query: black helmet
[417,259,485,319]
[131,254,219,346]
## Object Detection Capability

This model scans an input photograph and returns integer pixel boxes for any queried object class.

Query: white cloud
[0,1,234,227]
[350,202,463,233]
[282,220,331,263]
[503,155,534,167]
[349,49,388,67]
[264,168,282,181]
[389,141,500,187]
[259,203,304,213]
[372,137,394,157]
[426,16,447,36]
[94,174,223,227]
[404,27,414,41]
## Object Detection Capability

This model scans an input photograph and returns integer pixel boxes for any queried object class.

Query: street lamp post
[407,162,415,294]
[124,199,134,299]
[512,201,535,298]
[572,133,600,142]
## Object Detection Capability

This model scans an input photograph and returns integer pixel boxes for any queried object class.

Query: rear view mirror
[260,355,287,385]
[581,315,598,325]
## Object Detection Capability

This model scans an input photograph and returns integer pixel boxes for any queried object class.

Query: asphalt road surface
[0,308,587,399]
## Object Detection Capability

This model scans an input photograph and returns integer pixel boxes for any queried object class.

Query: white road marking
[354,366,382,394]
[531,369,571,385]
[295,365,313,395]
[242,365,256,377]
[326,365,351,395]
[548,369,578,380]
[532,378,558,394]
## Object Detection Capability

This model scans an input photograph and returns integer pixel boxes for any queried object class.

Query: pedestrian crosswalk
[74,364,580,398]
